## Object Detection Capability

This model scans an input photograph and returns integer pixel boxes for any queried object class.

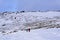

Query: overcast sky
[0,0,60,12]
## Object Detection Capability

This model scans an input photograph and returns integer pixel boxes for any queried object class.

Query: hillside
[0,11,60,34]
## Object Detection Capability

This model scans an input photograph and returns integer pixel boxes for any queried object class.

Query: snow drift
[0,11,60,33]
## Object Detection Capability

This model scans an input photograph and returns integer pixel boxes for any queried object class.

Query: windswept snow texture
[0,12,60,40]
[0,11,60,33]
[0,28,60,40]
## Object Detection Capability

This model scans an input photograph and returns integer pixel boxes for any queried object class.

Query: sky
[0,0,60,12]
[0,0,17,12]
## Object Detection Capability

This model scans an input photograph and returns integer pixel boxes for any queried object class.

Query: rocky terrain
[0,11,60,34]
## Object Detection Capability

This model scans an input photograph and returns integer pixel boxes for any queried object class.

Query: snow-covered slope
[0,11,60,33]
[0,11,60,40]
[0,28,60,40]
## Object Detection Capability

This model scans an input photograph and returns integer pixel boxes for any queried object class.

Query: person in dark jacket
[26,28,30,32]
[28,28,30,32]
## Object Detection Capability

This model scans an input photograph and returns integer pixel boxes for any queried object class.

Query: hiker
[28,28,30,32]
